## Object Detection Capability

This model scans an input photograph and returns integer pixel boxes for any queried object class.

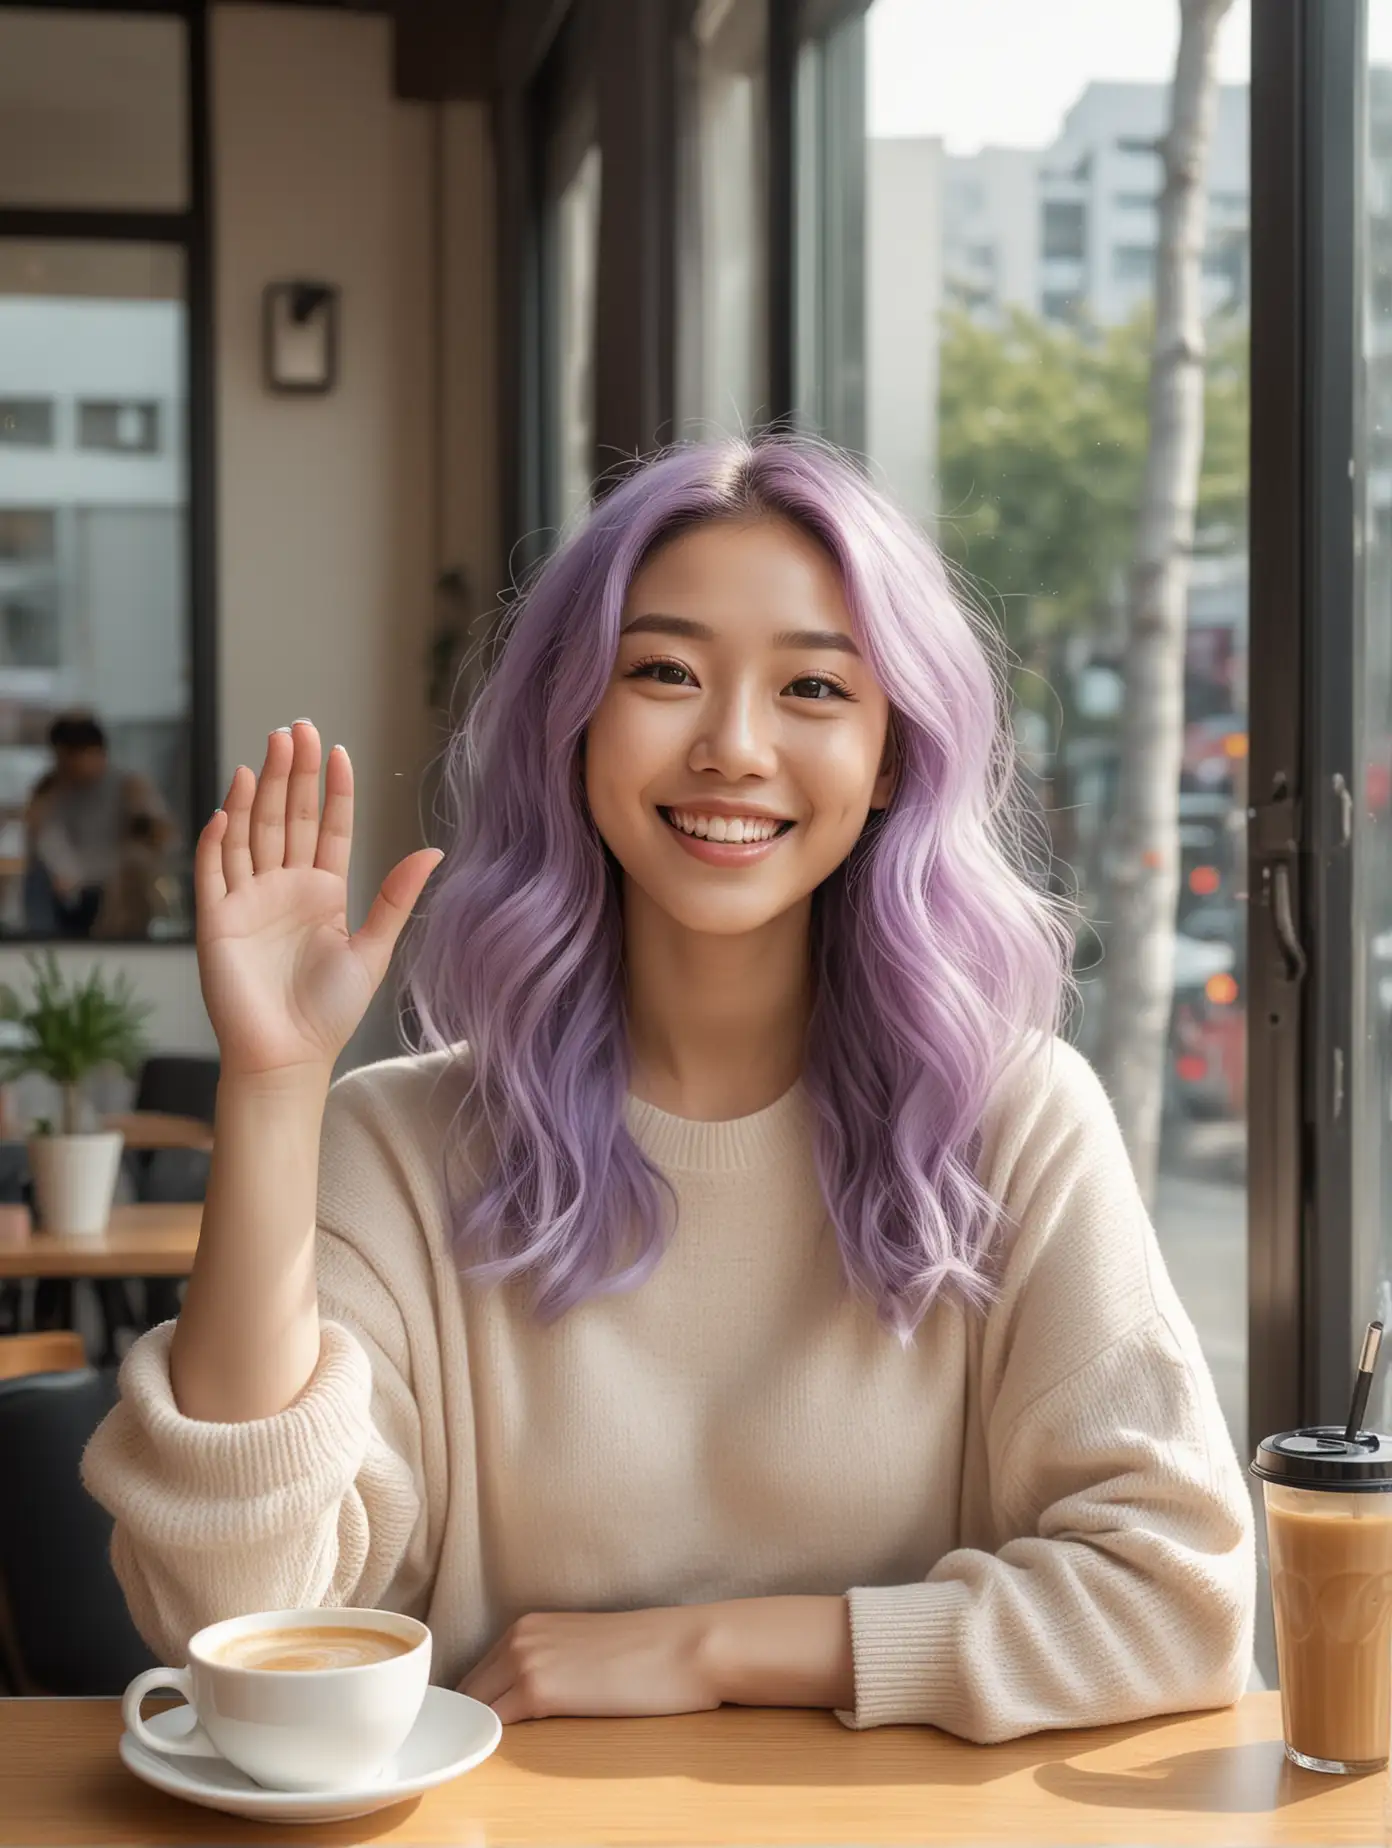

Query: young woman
[83,437,1255,1743]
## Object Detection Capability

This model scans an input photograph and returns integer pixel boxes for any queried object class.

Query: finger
[348,847,444,991]
[314,744,353,883]
[486,1684,532,1725]
[248,728,293,873]
[194,807,228,909]
[283,720,323,868]
[457,1656,510,1708]
[220,765,255,892]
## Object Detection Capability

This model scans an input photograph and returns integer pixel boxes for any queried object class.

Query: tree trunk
[62,1081,80,1136]
[1096,0,1235,1204]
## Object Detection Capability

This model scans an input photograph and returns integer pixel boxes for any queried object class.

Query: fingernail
[273,726,291,734]
[292,717,312,726]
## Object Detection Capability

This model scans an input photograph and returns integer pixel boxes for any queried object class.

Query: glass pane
[678,0,770,433]
[553,143,602,529]
[0,9,187,211]
[1358,7,1392,1424]
[796,0,1251,1452]
[0,241,193,941]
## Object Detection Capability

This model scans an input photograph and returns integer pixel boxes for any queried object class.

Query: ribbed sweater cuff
[81,1319,375,1549]
[834,1581,971,1732]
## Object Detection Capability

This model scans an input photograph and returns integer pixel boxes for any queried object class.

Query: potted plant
[0,952,153,1236]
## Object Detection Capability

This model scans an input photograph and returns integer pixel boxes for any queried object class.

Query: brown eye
[625,657,693,687]
[787,675,853,701]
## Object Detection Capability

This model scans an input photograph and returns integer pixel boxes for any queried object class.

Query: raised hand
[194,720,442,1082]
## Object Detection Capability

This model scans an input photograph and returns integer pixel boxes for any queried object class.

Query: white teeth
[665,808,784,844]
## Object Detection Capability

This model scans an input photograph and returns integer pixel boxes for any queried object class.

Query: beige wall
[0,4,497,1083]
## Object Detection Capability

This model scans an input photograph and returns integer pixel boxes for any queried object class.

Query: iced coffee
[1253,1427,1392,1774]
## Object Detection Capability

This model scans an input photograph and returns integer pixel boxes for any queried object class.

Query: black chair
[0,1366,156,1694]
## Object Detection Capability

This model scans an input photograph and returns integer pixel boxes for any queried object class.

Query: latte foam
[212,1625,415,1672]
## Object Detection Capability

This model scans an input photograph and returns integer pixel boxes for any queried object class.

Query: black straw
[1345,1321,1384,1442]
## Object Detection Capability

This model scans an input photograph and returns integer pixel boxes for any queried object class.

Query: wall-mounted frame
[262,281,340,395]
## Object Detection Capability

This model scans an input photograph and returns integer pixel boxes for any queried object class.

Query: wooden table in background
[0,1202,202,1279]
[0,1693,1383,1846]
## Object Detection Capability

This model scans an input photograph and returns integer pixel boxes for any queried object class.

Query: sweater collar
[624,1077,811,1173]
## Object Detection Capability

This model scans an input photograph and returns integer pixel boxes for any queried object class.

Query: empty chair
[0,1366,156,1694]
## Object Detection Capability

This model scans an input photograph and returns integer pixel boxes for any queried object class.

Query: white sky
[867,0,1251,151]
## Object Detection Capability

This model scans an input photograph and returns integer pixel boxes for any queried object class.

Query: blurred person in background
[22,711,177,939]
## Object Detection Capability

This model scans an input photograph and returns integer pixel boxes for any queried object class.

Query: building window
[1116,134,1160,157]
[1114,243,1157,282]
[1040,288,1083,323]
[1115,191,1156,211]
[0,400,54,447]
[77,400,160,454]
[0,509,56,562]
[1042,200,1086,262]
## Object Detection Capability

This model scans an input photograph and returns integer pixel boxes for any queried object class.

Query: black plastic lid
[1251,1426,1392,1492]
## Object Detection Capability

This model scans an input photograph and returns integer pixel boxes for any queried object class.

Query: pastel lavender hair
[403,436,1070,1344]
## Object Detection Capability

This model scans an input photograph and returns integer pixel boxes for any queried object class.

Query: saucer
[118,1683,503,1824]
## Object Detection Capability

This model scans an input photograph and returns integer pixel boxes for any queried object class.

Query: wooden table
[0,1202,202,1278]
[0,1693,1382,1846]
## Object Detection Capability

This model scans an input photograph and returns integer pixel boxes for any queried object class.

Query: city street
[1154,1120,1247,1457]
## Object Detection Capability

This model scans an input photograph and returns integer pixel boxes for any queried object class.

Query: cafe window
[0,4,210,943]
[795,0,1253,1523]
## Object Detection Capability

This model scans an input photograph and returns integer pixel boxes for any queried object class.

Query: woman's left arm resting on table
[697,1304,1255,1740]
[823,1042,1256,1743]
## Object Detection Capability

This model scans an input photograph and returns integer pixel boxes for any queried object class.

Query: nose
[687,682,780,781]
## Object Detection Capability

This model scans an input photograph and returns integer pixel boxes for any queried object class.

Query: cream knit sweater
[82,1037,1255,1743]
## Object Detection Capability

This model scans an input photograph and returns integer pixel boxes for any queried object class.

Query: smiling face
[584,515,896,941]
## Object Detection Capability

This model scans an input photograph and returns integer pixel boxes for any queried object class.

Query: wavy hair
[403,436,1070,1345]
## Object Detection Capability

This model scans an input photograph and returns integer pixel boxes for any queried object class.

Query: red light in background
[1176,1055,1208,1083]
[1189,865,1221,896]
[1205,972,1239,1006]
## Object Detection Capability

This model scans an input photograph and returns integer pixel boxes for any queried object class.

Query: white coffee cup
[121,1607,432,1793]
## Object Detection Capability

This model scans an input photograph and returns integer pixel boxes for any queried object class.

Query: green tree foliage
[933,304,1248,655]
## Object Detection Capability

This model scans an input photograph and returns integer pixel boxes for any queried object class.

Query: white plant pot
[28,1131,125,1237]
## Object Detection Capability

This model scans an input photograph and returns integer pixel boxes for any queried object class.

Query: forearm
[169,1066,331,1422]
[702,1595,855,1712]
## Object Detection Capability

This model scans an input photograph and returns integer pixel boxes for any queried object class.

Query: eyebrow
[619,612,862,658]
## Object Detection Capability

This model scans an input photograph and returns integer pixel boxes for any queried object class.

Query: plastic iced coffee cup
[1252,1427,1392,1773]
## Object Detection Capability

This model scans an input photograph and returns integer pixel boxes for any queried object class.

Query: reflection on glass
[679,0,769,433]
[1358,9,1392,1427]
[795,0,1251,1454]
[553,144,602,529]
[0,241,191,940]
[0,8,187,211]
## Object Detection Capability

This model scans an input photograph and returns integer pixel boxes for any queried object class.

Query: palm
[195,725,442,1081]
[200,867,369,1074]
